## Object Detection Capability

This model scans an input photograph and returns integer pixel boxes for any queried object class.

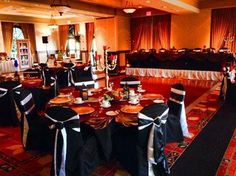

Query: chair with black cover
[45,106,101,176]
[0,80,22,126]
[57,62,76,88]
[113,103,169,176]
[74,66,95,88]
[120,76,141,88]
[13,88,52,151]
[166,83,190,143]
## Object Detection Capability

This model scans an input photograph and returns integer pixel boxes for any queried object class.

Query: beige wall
[95,16,130,66]
[34,23,59,63]
[171,9,211,49]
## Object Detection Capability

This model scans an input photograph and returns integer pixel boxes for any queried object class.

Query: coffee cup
[130,96,139,104]
[102,100,110,107]
[76,97,83,103]
[88,90,93,96]
[129,90,135,96]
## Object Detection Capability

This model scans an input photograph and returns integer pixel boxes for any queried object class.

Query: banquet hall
[0,0,236,176]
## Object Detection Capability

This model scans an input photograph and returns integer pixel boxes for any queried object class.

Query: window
[11,26,24,59]
[66,25,80,60]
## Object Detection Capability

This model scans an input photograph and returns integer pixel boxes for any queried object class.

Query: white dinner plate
[106,111,118,116]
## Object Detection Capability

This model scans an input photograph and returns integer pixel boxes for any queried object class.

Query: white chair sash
[63,65,75,86]
[74,80,95,87]
[169,96,190,138]
[50,76,58,97]
[45,114,80,176]
[138,108,169,175]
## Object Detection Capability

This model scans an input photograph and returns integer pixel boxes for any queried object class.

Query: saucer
[74,100,84,105]
[137,89,146,93]
[88,93,93,96]
[128,100,139,105]
[106,111,118,116]
[101,104,111,108]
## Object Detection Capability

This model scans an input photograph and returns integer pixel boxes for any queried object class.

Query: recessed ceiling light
[138,5,142,8]
[146,0,151,3]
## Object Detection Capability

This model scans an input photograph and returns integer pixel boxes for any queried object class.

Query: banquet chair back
[74,66,95,88]
[113,103,169,176]
[166,83,189,142]
[120,76,141,88]
[137,103,169,176]
[57,63,76,87]
[0,80,22,126]
[45,106,85,176]
[14,88,52,150]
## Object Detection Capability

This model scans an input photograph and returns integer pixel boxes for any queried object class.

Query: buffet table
[126,67,223,81]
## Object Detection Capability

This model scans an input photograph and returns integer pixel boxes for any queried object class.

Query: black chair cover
[120,76,141,88]
[57,63,76,87]
[13,88,52,151]
[0,81,22,126]
[45,106,100,176]
[166,83,187,143]
[74,66,95,88]
[114,103,169,176]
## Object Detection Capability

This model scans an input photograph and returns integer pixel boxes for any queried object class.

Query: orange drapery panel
[211,7,236,53]
[59,25,69,52]
[20,23,38,62]
[131,15,171,51]
[153,15,171,49]
[1,22,14,56]
[86,22,94,64]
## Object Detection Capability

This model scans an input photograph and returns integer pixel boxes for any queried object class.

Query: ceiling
[0,0,235,24]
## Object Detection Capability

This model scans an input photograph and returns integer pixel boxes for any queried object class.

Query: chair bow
[0,84,22,98]
[138,108,168,174]
[63,65,75,86]
[45,114,80,176]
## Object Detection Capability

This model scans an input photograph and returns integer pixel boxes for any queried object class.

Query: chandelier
[48,14,58,29]
[50,0,71,16]
[123,0,136,14]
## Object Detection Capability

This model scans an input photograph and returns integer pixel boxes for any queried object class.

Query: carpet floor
[0,77,221,176]
[170,101,236,176]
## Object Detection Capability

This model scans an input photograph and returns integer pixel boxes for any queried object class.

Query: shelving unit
[17,39,31,70]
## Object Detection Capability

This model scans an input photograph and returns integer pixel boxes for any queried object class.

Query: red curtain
[153,15,171,49]
[86,22,94,64]
[131,14,171,51]
[211,8,236,53]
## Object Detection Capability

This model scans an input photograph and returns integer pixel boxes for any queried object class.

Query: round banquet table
[47,87,166,162]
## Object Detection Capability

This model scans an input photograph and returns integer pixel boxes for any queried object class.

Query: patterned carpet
[0,79,224,176]
[216,130,236,176]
